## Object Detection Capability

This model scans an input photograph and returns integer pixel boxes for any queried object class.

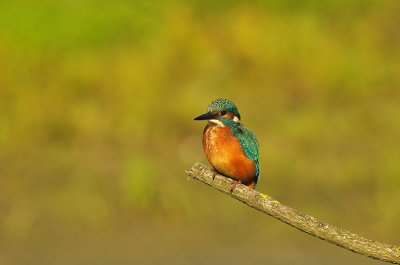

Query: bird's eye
[220,111,227,115]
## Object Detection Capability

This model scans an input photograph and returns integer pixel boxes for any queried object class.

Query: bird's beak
[194,112,216,121]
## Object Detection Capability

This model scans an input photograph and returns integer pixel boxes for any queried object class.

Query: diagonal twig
[187,162,400,264]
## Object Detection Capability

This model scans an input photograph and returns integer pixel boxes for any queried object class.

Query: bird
[194,98,259,190]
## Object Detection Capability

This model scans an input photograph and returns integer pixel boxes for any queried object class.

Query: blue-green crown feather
[207,99,241,120]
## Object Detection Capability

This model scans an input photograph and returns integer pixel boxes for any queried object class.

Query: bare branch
[187,162,400,264]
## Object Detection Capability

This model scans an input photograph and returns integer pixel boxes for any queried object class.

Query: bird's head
[194,98,241,125]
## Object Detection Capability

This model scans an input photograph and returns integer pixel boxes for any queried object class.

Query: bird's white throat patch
[209,119,225,127]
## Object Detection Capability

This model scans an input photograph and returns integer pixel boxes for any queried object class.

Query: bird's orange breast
[203,125,257,187]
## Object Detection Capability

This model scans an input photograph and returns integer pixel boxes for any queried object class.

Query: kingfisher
[194,98,260,190]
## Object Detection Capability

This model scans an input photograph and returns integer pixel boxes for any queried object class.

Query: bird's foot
[212,170,218,180]
[230,180,242,192]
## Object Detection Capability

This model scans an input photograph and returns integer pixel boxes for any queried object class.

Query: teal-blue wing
[234,125,260,186]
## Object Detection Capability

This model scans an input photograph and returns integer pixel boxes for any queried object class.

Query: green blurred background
[1,0,400,264]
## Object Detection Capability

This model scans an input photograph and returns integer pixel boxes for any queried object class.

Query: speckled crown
[207,98,241,120]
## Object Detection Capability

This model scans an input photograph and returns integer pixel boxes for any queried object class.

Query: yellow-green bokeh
[0,0,399,264]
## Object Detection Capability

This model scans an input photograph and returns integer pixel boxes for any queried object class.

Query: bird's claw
[230,180,242,192]
[212,171,218,180]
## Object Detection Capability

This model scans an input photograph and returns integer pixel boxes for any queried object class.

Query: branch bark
[187,162,400,264]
